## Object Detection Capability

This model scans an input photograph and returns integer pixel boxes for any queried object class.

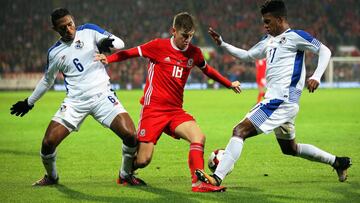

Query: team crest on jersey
[187,58,194,67]
[139,129,146,137]
[74,40,84,49]
[279,37,287,45]
[60,105,67,112]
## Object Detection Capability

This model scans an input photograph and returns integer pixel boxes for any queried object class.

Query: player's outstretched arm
[230,81,241,93]
[307,44,332,93]
[95,47,140,65]
[306,79,319,93]
[201,64,241,94]
[208,27,223,46]
[95,54,108,65]
[10,98,34,117]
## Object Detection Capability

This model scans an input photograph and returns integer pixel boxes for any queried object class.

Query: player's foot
[191,181,226,192]
[32,175,59,186]
[117,174,147,186]
[332,157,352,182]
[195,169,222,186]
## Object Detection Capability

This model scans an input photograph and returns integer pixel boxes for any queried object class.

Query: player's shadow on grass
[55,184,140,202]
[132,185,290,203]
[55,184,201,203]
[54,182,316,203]
[327,181,360,202]
[0,149,38,157]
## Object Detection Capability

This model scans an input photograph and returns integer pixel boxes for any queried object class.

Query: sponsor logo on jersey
[139,129,146,137]
[187,58,194,67]
[75,40,84,49]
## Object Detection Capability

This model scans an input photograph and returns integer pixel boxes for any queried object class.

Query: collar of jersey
[271,28,291,38]
[170,37,189,52]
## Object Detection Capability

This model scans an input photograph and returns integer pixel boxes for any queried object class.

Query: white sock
[41,151,58,179]
[297,143,336,165]
[215,137,244,180]
[120,144,137,178]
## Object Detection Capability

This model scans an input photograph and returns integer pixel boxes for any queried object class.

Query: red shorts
[137,106,195,144]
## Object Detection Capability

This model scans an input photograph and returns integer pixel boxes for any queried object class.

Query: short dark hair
[51,8,71,26]
[260,0,287,18]
[173,12,195,32]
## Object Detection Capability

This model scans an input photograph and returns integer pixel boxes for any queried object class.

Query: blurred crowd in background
[1,0,359,88]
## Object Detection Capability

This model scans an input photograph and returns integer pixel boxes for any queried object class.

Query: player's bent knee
[192,133,205,144]
[232,125,248,139]
[122,132,137,147]
[41,138,57,154]
[135,156,152,168]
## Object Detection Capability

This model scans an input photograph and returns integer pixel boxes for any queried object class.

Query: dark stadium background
[1,0,359,89]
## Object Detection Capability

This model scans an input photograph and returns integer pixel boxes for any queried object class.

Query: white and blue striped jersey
[222,28,323,103]
[28,24,124,104]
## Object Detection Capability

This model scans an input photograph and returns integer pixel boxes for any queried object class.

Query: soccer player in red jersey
[255,58,266,103]
[96,12,241,192]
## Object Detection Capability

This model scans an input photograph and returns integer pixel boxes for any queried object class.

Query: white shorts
[52,91,127,132]
[246,98,299,140]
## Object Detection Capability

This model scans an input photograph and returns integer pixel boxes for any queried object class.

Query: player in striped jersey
[10,8,145,186]
[96,12,241,192]
[196,0,351,187]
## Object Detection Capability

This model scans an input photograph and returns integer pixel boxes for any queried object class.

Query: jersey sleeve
[247,35,268,59]
[194,47,206,68]
[28,52,59,105]
[138,38,160,60]
[292,30,321,54]
[78,23,125,50]
[221,35,268,61]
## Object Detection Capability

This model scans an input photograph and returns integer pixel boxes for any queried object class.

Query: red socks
[189,143,204,183]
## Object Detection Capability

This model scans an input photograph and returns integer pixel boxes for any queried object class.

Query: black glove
[10,98,34,117]
[97,37,114,53]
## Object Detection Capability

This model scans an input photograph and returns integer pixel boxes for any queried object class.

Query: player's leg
[197,118,258,186]
[132,106,168,170]
[110,114,147,186]
[196,99,289,186]
[96,93,146,185]
[133,142,155,169]
[117,141,151,186]
[174,120,205,183]
[33,120,71,186]
[174,120,225,192]
[109,112,138,178]
[275,123,351,182]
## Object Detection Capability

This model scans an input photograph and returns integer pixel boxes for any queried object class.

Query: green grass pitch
[1,88,359,202]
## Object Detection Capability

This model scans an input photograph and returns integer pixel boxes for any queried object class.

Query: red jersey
[107,38,232,109]
[138,38,206,108]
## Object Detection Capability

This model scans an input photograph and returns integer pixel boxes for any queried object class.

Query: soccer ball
[208,149,234,174]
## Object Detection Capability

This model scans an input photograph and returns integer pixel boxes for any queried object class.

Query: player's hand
[10,98,34,117]
[208,27,222,46]
[307,78,319,93]
[230,81,241,93]
[95,54,108,65]
[97,37,114,53]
